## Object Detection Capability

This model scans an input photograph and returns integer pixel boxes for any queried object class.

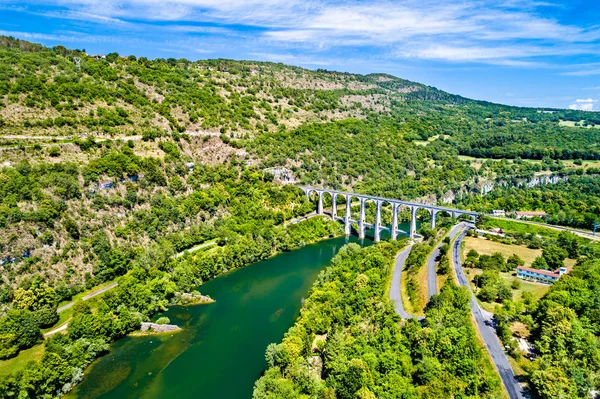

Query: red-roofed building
[517,265,571,284]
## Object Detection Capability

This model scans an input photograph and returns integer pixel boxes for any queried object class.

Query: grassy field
[500,271,550,301]
[457,154,600,172]
[561,159,600,169]
[463,236,556,311]
[0,344,44,378]
[485,218,562,238]
[559,120,600,129]
[464,236,541,266]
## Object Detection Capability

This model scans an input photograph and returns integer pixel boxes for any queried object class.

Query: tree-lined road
[427,224,464,299]
[452,226,525,399]
[57,282,119,313]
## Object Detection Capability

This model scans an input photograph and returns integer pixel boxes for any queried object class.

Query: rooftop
[517,265,572,278]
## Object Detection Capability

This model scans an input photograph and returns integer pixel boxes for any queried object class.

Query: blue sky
[1,0,600,110]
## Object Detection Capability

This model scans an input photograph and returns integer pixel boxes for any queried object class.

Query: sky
[1,0,600,110]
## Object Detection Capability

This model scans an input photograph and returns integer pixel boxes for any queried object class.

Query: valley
[0,37,599,399]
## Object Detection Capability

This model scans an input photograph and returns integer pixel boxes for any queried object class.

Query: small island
[130,317,181,336]
[172,291,215,306]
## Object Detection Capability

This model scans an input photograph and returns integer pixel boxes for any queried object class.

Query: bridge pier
[297,187,478,238]
[391,203,399,240]
[374,201,382,242]
[331,194,337,220]
[359,198,366,239]
[430,209,438,229]
[317,191,324,215]
[410,206,417,239]
[344,195,351,235]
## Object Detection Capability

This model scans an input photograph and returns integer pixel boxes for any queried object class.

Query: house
[492,210,506,217]
[514,211,547,219]
[517,265,570,284]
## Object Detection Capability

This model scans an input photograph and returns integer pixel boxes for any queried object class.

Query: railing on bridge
[298,186,477,242]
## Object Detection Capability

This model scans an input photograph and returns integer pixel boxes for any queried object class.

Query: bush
[156,316,170,325]
[48,146,61,157]
[33,307,59,328]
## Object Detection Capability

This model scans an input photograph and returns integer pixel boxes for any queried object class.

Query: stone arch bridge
[299,186,477,242]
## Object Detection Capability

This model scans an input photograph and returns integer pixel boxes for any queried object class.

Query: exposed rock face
[308,355,323,378]
[140,322,180,333]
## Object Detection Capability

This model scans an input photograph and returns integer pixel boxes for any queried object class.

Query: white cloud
[250,52,332,66]
[5,0,600,66]
[564,68,600,76]
[568,98,596,111]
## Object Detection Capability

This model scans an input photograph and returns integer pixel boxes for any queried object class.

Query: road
[427,224,464,299]
[173,240,217,258]
[390,244,424,321]
[284,212,318,226]
[57,282,119,313]
[452,226,525,399]
[488,216,599,241]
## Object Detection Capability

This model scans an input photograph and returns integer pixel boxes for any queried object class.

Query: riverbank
[68,235,370,399]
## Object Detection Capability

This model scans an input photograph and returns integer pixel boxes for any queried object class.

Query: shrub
[48,146,61,157]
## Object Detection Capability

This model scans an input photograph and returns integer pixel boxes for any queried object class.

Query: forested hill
[1,36,600,295]
[1,35,599,147]
[2,36,600,399]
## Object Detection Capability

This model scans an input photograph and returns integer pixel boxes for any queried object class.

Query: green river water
[69,224,415,399]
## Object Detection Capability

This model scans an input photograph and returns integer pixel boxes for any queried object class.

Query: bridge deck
[300,186,478,217]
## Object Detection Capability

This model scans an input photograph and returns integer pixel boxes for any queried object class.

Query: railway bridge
[299,186,478,242]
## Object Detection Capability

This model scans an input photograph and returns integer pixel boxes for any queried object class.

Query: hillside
[2,37,600,293]
[1,37,600,399]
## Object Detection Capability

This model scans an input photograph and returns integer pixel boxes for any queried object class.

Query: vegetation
[494,257,600,397]
[0,215,343,397]
[253,242,503,398]
[2,36,600,398]
[459,176,600,230]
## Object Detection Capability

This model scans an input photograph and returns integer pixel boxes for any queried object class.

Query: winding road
[390,244,424,321]
[452,226,525,399]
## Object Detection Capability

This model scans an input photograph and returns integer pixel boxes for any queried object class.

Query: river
[69,224,416,399]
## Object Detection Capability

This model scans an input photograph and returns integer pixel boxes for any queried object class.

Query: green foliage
[507,253,525,268]
[474,270,512,303]
[460,176,600,230]
[470,252,511,272]
[541,245,568,270]
[0,309,41,359]
[254,243,502,398]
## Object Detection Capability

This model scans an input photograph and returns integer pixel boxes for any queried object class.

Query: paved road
[427,244,441,300]
[488,216,599,241]
[390,244,424,321]
[57,282,119,313]
[452,227,525,399]
[427,224,465,299]
[173,240,217,258]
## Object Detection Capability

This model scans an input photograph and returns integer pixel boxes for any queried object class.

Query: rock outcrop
[140,322,181,333]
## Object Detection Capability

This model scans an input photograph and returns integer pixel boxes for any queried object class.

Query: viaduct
[299,186,478,242]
